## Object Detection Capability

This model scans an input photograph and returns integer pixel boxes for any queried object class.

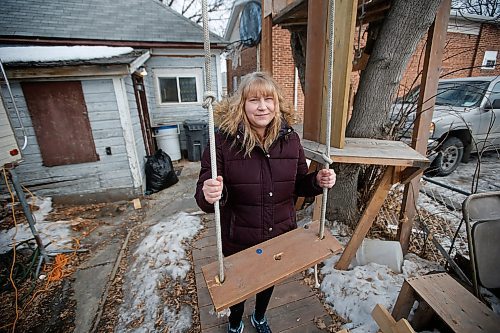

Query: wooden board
[406,273,500,333]
[201,222,343,312]
[302,138,429,167]
[331,0,358,148]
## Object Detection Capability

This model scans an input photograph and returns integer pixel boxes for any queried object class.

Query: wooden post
[392,281,417,322]
[398,0,451,254]
[303,0,328,143]
[330,0,357,148]
[303,0,357,148]
[261,5,273,74]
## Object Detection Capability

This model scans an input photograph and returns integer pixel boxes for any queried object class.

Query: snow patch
[116,212,202,333]
[0,46,134,63]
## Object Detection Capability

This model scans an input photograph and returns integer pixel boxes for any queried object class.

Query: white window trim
[481,50,497,70]
[154,68,203,105]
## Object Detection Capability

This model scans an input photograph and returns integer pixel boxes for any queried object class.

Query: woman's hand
[316,169,336,188]
[202,176,224,204]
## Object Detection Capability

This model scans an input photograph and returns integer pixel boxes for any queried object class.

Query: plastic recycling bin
[183,120,208,161]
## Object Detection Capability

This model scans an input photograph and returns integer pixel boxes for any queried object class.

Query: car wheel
[429,137,464,176]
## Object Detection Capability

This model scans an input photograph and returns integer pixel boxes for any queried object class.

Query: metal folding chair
[462,191,500,296]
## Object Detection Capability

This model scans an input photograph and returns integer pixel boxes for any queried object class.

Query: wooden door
[21,81,98,166]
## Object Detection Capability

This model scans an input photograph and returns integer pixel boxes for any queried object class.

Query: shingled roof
[0,0,226,46]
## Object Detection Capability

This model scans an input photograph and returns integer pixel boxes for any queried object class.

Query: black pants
[228,286,274,328]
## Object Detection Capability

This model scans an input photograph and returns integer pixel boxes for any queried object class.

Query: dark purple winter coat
[195,123,322,256]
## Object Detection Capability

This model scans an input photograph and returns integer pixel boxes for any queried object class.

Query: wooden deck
[193,218,333,332]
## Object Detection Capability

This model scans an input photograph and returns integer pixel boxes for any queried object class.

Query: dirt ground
[0,199,141,333]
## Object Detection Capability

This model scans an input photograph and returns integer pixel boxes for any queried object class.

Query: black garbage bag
[145,149,178,193]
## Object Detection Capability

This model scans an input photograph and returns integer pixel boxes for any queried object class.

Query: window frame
[154,68,203,106]
[481,50,498,70]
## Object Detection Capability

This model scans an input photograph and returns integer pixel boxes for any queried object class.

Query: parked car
[391,76,500,176]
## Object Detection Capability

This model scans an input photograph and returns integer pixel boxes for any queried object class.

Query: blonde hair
[215,72,295,156]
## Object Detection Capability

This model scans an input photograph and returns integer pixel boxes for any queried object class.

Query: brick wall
[471,24,500,77]
[226,46,257,94]
[226,26,305,121]
[228,22,499,120]
[396,23,500,96]
[272,26,305,122]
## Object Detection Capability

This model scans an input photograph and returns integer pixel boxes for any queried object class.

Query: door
[21,81,98,166]
[132,74,155,155]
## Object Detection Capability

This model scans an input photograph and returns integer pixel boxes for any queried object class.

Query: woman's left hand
[316,169,336,188]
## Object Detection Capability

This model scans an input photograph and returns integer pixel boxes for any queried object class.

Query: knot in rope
[202,91,217,109]
[321,153,333,165]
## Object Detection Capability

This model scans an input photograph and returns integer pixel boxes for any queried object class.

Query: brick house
[225,3,499,121]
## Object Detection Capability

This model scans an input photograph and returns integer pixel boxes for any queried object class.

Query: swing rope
[320,0,335,240]
[314,0,335,288]
[201,0,225,284]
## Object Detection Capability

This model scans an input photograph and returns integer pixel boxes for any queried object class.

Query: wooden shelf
[302,138,429,167]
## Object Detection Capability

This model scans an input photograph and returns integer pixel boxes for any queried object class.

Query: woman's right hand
[202,176,224,204]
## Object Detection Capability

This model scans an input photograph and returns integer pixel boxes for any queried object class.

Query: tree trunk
[290,28,307,96]
[290,0,442,227]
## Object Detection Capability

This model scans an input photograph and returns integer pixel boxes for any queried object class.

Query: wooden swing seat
[201,222,343,312]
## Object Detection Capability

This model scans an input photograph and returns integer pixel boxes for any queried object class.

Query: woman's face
[244,93,276,133]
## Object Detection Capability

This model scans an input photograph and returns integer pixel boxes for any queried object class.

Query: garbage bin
[183,120,208,161]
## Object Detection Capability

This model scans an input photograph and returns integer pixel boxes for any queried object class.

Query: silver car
[392,76,500,176]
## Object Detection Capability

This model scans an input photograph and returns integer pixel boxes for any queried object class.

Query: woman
[195,72,336,333]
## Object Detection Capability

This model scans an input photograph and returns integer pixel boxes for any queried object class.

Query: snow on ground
[116,211,202,333]
[0,196,76,254]
[0,46,134,63]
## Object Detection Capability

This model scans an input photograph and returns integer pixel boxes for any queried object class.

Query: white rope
[315,0,336,288]
[201,0,225,283]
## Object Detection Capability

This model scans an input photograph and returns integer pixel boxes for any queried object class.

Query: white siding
[143,54,219,151]
[1,78,142,200]
[0,94,21,166]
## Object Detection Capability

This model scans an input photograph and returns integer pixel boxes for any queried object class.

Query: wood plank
[201,222,343,312]
[331,0,358,148]
[261,14,273,73]
[281,314,332,332]
[407,273,500,333]
[199,275,313,329]
[312,195,322,223]
[335,166,394,270]
[303,0,328,143]
[391,281,416,322]
[398,0,451,254]
[398,167,422,185]
[393,319,416,333]
[372,304,397,333]
[6,64,129,79]
[302,138,429,167]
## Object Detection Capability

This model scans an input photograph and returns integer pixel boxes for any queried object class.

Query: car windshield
[435,81,490,107]
[397,80,490,108]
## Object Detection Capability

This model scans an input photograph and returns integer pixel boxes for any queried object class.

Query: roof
[0,0,226,46]
[2,47,149,68]
[2,46,151,79]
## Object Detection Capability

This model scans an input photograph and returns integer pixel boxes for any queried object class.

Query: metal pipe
[9,168,49,263]
[422,176,471,196]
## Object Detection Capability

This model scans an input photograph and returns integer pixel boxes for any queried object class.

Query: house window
[481,51,497,70]
[21,81,99,166]
[155,68,202,105]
